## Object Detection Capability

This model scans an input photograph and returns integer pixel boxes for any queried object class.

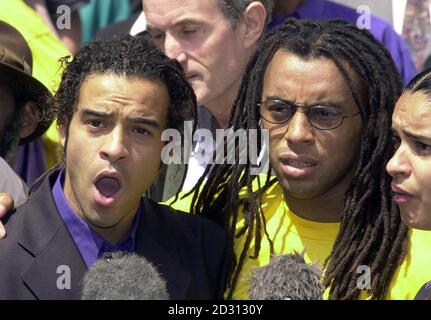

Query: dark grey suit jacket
[0,170,228,300]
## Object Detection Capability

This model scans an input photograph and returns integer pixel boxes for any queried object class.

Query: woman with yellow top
[387,68,431,300]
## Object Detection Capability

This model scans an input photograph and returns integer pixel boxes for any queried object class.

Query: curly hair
[29,34,198,196]
[53,34,197,140]
[190,18,409,299]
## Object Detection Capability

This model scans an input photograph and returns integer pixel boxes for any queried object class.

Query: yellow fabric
[43,120,61,168]
[167,190,195,212]
[170,177,431,300]
[0,0,70,168]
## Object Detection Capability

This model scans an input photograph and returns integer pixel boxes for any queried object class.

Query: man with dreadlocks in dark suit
[172,18,431,300]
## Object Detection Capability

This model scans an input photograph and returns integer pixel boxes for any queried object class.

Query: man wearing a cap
[0,21,53,208]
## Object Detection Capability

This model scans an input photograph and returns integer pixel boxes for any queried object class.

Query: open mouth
[93,173,122,206]
[95,177,121,198]
[391,184,414,204]
[393,193,413,204]
[279,155,318,178]
[282,159,315,168]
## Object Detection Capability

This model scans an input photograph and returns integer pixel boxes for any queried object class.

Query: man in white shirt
[133,0,272,200]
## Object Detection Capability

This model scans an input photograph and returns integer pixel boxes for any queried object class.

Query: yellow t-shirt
[170,178,431,300]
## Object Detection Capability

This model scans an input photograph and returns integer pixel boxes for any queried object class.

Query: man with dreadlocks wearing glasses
[176,18,431,300]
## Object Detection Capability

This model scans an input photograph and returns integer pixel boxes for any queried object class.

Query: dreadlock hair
[188,18,409,299]
[31,34,197,195]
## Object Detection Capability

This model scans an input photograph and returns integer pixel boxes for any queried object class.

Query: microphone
[81,252,170,300]
[248,252,324,300]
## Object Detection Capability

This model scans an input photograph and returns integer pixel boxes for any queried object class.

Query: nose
[164,34,187,64]
[99,127,129,163]
[284,110,314,145]
[386,145,411,179]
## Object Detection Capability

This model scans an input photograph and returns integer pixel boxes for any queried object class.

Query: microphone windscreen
[81,252,169,300]
[249,252,323,300]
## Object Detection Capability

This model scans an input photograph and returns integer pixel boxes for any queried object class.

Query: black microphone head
[249,252,324,300]
[81,252,169,300]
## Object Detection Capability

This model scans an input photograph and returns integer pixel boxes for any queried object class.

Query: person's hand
[0,193,14,239]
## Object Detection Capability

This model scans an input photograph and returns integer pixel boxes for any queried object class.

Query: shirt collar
[52,169,141,268]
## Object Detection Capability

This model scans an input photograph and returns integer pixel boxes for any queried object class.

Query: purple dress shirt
[269,0,417,84]
[52,170,141,268]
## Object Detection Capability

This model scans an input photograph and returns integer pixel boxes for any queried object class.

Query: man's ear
[18,101,38,140]
[243,1,267,49]
[58,122,67,149]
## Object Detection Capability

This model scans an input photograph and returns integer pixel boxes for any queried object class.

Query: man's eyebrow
[81,109,162,128]
[264,96,340,108]
[147,18,202,32]
[81,109,113,118]
[146,25,162,33]
[403,129,431,142]
[126,116,161,129]
[172,17,202,26]
[264,96,297,105]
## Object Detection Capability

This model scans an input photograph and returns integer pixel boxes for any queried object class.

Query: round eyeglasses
[258,99,360,130]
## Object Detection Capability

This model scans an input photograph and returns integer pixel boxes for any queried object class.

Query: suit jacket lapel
[18,170,87,299]
[20,227,87,300]
[16,170,190,299]
[135,198,191,300]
